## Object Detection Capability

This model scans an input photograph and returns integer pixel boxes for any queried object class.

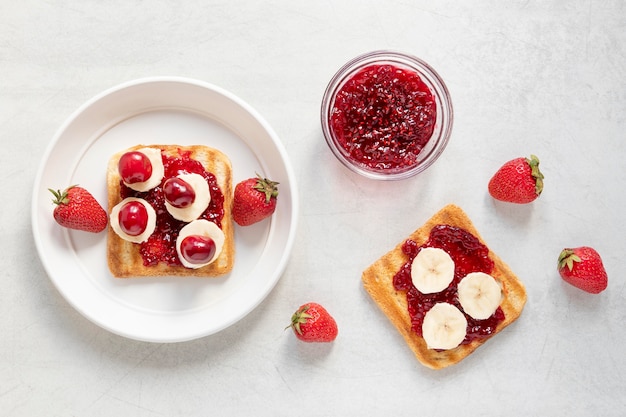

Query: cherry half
[163,177,196,208]
[119,151,153,184]
[180,235,216,264]
[118,201,149,236]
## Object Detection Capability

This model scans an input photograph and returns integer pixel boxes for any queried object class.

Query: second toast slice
[362,204,527,369]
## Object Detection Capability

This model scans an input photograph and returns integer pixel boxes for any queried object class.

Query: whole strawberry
[558,246,608,294]
[287,302,338,343]
[49,185,108,233]
[488,154,544,204]
[232,174,279,226]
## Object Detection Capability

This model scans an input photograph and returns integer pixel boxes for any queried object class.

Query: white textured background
[2,1,625,415]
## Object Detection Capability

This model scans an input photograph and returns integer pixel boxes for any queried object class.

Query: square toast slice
[362,204,527,369]
[106,144,235,278]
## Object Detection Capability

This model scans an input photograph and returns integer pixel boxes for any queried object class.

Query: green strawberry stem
[49,185,78,205]
[558,249,581,271]
[286,305,311,335]
[254,174,279,203]
[526,155,544,196]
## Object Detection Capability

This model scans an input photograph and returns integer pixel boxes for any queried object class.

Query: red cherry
[118,151,153,184]
[118,201,148,236]
[180,235,216,264]
[163,177,196,208]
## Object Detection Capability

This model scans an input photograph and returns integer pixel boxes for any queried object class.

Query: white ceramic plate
[31,77,298,343]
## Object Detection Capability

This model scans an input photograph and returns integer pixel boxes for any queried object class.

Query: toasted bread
[362,204,527,369]
[106,145,234,278]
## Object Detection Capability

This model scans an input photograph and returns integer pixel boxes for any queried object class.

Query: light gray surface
[3,1,625,415]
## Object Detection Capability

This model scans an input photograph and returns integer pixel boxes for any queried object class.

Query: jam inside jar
[329,63,437,172]
[393,225,505,345]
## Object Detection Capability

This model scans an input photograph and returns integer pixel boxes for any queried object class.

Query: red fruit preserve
[393,225,505,345]
[329,63,437,171]
[120,148,225,266]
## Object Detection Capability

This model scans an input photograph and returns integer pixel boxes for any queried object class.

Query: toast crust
[106,145,234,278]
[362,204,527,369]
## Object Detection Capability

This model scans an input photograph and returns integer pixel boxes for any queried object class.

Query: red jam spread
[120,149,225,266]
[329,64,437,171]
[393,225,505,345]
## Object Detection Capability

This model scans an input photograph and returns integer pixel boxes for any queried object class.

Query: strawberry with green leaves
[288,302,338,343]
[488,154,544,204]
[49,185,108,233]
[232,174,279,226]
[558,246,608,294]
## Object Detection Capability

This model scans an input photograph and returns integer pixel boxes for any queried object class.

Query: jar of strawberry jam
[321,50,453,180]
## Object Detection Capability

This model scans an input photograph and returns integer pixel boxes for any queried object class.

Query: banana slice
[411,247,455,294]
[457,272,503,320]
[422,302,468,350]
